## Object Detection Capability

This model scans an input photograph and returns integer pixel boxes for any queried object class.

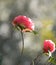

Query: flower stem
[15,26,24,65]
[30,54,40,65]
[15,26,24,56]
[20,30,24,57]
[30,52,43,65]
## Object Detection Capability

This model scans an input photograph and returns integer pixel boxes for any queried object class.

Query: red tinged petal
[43,40,55,53]
[12,15,34,31]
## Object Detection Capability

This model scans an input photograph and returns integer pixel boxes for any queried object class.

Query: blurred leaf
[14,24,25,31]
[32,31,38,35]
[16,26,20,31]
[18,24,25,30]
[48,57,56,65]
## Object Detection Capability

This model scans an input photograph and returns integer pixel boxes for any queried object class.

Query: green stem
[30,52,43,65]
[15,26,24,65]
[15,26,24,56]
[30,55,39,65]
[20,30,24,57]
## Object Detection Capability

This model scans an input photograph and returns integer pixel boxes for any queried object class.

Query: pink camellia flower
[12,15,34,32]
[43,40,55,53]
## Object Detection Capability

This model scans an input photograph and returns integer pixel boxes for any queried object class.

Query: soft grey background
[0,0,56,65]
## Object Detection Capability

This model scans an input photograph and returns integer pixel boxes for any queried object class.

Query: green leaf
[17,24,25,30]
[48,57,56,65]
[16,26,20,31]
[32,31,38,35]
[15,24,25,31]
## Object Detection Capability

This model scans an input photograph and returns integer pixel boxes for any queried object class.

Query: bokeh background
[0,0,56,65]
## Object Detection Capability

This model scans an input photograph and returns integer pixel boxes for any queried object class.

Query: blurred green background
[0,0,56,65]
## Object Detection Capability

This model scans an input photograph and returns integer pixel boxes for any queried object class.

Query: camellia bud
[12,15,34,32]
